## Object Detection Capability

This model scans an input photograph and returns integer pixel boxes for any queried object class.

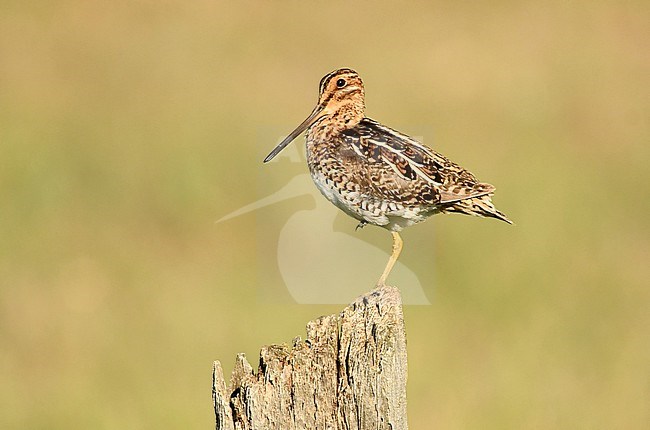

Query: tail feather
[443,195,513,224]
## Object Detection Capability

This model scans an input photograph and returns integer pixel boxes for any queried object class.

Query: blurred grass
[1,1,649,429]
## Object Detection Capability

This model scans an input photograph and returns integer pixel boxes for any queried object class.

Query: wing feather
[342,118,494,204]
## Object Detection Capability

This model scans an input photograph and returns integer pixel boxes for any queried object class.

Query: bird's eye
[336,79,346,88]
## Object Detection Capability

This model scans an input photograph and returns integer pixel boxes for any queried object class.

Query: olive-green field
[1,1,648,428]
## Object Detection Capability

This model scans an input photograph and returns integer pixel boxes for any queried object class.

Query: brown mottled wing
[342,118,495,204]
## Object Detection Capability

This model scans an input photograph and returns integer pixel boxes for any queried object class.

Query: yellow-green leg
[377,232,403,286]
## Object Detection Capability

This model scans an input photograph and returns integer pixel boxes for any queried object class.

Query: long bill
[263,104,325,163]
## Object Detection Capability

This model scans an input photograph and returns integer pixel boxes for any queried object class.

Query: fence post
[212,285,408,429]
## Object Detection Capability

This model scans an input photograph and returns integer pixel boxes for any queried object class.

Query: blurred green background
[1,1,648,428]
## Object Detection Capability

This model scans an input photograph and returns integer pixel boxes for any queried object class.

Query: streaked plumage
[264,68,511,285]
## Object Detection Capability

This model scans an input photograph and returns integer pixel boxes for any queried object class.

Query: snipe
[264,68,511,286]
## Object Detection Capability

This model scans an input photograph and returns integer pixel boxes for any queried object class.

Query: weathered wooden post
[212,285,408,429]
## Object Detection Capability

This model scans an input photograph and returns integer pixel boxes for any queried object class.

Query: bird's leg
[377,231,403,286]
[355,220,368,231]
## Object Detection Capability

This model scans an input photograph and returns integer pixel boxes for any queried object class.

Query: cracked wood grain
[212,285,408,430]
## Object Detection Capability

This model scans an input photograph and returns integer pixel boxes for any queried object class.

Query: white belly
[309,171,431,231]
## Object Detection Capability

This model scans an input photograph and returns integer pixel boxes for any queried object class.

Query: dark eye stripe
[319,71,358,95]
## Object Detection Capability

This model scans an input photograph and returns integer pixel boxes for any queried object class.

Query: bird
[263,68,511,286]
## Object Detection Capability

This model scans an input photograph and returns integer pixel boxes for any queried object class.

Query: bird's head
[264,68,365,163]
[316,68,365,118]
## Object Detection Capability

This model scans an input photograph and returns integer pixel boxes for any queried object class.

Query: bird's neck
[309,105,364,141]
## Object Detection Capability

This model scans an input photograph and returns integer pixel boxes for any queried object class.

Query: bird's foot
[355,221,368,231]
